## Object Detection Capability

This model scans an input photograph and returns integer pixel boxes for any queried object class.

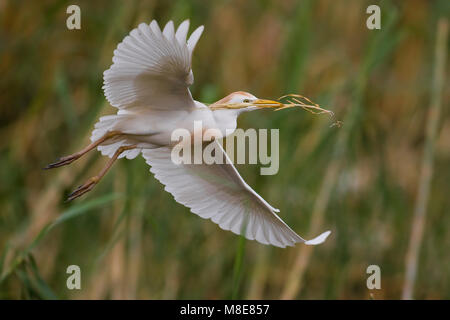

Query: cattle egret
[46,20,331,248]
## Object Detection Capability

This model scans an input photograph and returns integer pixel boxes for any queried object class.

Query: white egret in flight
[46,20,331,248]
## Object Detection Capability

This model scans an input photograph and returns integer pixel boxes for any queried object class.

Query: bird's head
[209,91,283,112]
[209,91,334,117]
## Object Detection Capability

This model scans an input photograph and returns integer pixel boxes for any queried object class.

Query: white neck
[211,109,243,137]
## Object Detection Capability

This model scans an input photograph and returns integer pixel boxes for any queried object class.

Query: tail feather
[91,115,141,159]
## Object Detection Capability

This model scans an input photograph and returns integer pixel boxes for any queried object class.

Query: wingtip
[180,19,190,26]
[304,230,331,245]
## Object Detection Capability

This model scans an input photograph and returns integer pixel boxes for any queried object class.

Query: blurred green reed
[0,0,449,299]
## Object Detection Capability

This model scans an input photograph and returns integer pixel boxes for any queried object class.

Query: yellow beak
[209,98,283,110]
[252,99,283,108]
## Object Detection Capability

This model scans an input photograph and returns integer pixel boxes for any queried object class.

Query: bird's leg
[44,131,123,169]
[66,144,137,202]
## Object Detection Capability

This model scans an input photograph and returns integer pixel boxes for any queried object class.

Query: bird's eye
[243,99,251,103]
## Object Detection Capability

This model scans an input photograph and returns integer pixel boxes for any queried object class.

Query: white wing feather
[103,20,204,110]
[142,141,331,248]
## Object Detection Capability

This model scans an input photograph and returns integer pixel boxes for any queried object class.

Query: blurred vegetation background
[0,0,449,299]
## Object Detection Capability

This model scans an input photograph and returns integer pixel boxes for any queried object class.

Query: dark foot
[44,154,80,169]
[66,176,99,202]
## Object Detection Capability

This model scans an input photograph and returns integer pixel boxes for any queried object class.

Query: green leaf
[27,193,121,253]
[0,193,120,284]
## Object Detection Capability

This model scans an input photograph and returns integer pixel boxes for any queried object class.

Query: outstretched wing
[103,20,204,110]
[142,141,331,248]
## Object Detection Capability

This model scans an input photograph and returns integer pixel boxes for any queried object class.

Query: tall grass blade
[402,18,448,300]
